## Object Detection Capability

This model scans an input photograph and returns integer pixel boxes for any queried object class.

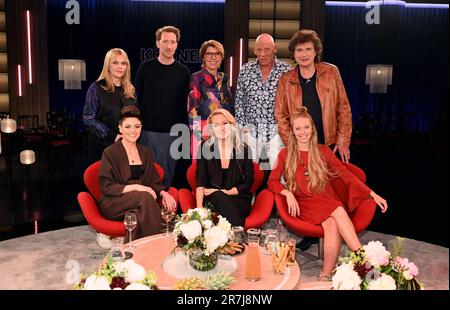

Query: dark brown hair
[288,29,323,63]
[119,105,142,124]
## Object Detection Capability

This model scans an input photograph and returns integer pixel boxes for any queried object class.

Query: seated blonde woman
[195,109,253,226]
[268,107,388,281]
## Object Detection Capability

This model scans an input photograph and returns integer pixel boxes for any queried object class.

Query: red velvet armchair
[275,163,376,258]
[77,161,179,237]
[178,161,274,230]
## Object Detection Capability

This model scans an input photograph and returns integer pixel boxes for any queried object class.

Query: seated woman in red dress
[268,107,388,280]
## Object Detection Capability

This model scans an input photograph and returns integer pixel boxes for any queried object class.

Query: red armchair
[78,160,178,237]
[275,163,376,258]
[178,161,274,230]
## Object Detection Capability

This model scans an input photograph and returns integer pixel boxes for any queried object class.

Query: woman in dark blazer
[196,108,254,226]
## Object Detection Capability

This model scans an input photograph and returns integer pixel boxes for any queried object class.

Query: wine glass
[123,212,137,259]
[161,208,175,236]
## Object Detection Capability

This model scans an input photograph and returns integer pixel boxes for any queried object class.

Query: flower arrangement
[75,256,158,290]
[332,239,423,290]
[173,207,232,271]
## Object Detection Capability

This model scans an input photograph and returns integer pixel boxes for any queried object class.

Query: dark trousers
[205,191,252,227]
[99,191,163,240]
[87,134,110,166]
[140,131,177,186]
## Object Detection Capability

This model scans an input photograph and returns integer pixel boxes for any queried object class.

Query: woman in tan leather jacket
[275,29,352,164]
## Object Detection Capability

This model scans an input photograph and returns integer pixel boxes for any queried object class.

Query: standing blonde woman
[195,109,253,227]
[83,48,136,164]
[268,107,388,280]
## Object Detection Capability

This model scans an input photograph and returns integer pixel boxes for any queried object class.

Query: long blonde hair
[285,107,334,193]
[97,48,135,99]
[206,108,242,153]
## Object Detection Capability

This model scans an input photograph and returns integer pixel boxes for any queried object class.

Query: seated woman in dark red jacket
[196,108,254,227]
[268,107,388,281]
[98,105,176,240]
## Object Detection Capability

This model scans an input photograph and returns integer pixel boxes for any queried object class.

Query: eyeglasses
[204,52,222,58]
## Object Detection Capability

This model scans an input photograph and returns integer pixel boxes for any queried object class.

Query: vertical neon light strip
[239,38,243,69]
[229,56,233,87]
[26,10,33,84]
[17,65,23,97]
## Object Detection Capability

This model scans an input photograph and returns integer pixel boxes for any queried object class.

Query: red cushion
[84,161,102,201]
[274,163,375,238]
[50,140,71,147]
[77,192,126,237]
[180,162,274,229]
[186,161,263,194]
[178,189,196,213]
[244,189,274,230]
[80,161,178,237]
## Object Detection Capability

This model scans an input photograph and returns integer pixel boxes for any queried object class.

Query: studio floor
[0,224,447,290]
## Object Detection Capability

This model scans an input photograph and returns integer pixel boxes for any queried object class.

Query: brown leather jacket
[275,62,352,148]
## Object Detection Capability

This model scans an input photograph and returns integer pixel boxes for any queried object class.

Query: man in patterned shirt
[235,34,292,170]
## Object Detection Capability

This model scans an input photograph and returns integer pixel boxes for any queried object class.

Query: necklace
[299,67,315,85]
[128,145,138,164]
[299,151,309,177]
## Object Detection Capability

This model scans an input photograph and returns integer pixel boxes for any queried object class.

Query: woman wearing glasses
[188,40,234,159]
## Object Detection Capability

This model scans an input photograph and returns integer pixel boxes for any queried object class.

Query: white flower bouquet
[173,207,232,271]
[332,239,423,290]
[75,256,158,290]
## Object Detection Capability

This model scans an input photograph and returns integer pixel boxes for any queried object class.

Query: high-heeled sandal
[318,272,333,282]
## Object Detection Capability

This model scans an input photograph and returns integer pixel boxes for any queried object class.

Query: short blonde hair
[200,40,224,64]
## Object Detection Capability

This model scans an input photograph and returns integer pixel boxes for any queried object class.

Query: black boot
[296,237,318,251]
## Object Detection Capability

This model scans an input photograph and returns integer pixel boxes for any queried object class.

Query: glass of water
[110,237,124,262]
[123,212,137,259]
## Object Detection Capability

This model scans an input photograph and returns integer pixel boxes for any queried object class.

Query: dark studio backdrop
[1,1,447,247]
[324,4,448,246]
[47,0,225,118]
[325,4,448,130]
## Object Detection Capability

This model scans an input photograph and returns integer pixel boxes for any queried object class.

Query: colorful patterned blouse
[187,67,234,127]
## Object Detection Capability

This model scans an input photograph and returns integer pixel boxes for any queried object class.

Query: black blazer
[196,141,254,195]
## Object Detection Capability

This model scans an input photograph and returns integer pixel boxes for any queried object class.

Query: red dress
[268,145,372,225]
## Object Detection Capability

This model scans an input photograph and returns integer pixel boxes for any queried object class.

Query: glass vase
[189,251,218,271]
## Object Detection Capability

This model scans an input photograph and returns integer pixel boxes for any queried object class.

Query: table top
[131,234,300,290]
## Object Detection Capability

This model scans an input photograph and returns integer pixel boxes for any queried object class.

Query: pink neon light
[26,10,32,84]
[17,65,23,97]
[239,38,243,69]
[229,56,233,87]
